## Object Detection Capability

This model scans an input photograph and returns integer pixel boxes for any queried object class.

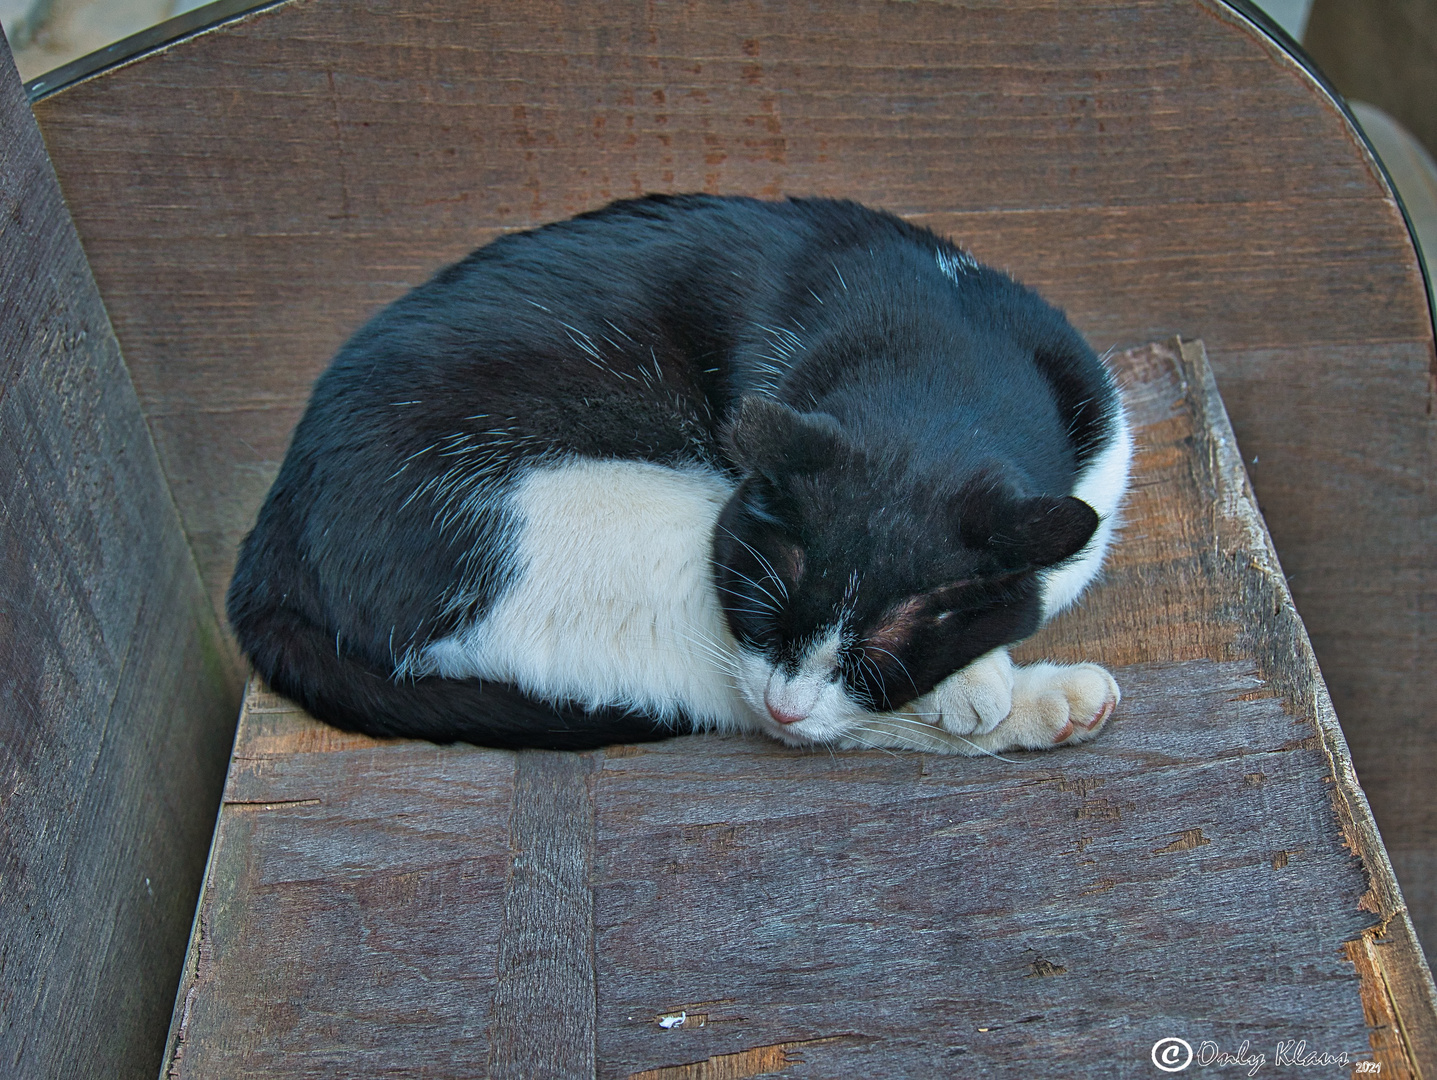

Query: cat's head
[713,397,1098,746]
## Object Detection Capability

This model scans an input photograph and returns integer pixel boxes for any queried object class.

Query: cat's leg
[914,647,1016,736]
[834,655,1117,755]
[953,661,1118,754]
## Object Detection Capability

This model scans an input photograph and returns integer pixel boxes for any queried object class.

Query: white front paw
[923,648,1014,735]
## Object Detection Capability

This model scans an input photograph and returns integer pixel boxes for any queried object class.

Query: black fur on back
[227,194,1122,749]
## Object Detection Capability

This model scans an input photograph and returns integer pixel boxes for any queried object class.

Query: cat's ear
[960,491,1099,571]
[724,396,846,475]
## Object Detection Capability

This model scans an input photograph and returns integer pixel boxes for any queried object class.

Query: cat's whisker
[856,713,1030,765]
[834,728,905,757]
[712,582,779,614]
[865,645,917,689]
[856,651,886,690]
[889,706,942,719]
[717,526,789,602]
[713,606,776,629]
[715,564,785,611]
[693,656,742,682]
[864,711,945,731]
[676,630,742,678]
[725,609,779,625]
[945,735,1027,765]
[678,622,736,656]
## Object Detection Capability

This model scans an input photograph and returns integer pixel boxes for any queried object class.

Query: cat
[227,194,1132,755]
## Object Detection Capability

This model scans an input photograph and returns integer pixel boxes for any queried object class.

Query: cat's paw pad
[925,649,1014,735]
[1052,685,1117,743]
[1014,662,1119,747]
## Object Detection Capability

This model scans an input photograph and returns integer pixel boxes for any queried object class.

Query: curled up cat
[227,195,1132,755]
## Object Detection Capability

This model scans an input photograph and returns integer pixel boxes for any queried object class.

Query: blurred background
[2,0,207,78]
[1284,0,1436,303]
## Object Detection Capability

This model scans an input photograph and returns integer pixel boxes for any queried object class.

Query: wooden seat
[167,340,1436,1075]
[4,1,1436,1074]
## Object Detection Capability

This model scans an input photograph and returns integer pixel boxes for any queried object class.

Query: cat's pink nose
[764,691,808,725]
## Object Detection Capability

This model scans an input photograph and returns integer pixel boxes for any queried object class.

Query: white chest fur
[417,458,754,728]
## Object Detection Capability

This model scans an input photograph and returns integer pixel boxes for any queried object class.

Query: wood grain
[0,30,242,1080]
[26,0,1437,962]
[161,340,1437,1077]
[488,752,599,1079]
[165,686,516,1077]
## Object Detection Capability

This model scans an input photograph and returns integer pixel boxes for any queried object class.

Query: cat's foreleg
[835,650,1118,755]
[950,661,1118,755]
[919,647,1015,735]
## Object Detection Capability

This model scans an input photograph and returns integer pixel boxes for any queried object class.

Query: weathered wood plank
[161,340,1437,1077]
[591,663,1365,1076]
[489,752,599,1079]
[165,681,515,1077]
[27,0,1437,963]
[0,29,243,1080]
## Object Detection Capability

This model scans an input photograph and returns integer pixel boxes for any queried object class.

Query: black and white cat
[228,195,1131,754]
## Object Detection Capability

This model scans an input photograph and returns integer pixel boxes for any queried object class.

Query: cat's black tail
[232,605,680,751]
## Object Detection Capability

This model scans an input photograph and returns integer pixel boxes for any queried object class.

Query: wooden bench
[162,340,1437,1075]
[4,1,1436,1075]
